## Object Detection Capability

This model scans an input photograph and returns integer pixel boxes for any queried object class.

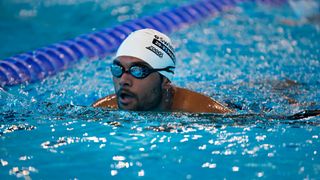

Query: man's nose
[119,72,133,87]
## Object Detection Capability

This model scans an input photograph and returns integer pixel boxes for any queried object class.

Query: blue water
[1,0,320,179]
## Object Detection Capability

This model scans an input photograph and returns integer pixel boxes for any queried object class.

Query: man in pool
[93,29,231,113]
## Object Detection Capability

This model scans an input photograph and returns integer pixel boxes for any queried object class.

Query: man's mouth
[117,90,136,105]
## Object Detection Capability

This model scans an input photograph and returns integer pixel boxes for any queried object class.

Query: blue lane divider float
[0,0,285,87]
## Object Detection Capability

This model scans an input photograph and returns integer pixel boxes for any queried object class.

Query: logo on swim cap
[115,28,176,81]
[151,37,176,64]
[146,45,164,58]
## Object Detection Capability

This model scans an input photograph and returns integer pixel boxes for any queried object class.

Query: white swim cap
[115,28,176,81]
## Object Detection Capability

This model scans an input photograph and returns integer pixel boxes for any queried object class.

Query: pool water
[1,0,320,179]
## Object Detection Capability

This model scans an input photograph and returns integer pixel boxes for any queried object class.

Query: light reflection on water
[0,107,319,178]
[0,0,320,179]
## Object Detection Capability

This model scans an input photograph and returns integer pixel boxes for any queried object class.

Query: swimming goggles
[110,63,174,79]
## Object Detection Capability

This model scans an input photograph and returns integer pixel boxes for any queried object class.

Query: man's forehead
[114,56,151,67]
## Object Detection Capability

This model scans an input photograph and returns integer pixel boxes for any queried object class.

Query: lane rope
[0,0,285,87]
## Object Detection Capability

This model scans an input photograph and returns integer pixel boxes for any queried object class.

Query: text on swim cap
[152,39,176,64]
[154,35,175,52]
[146,45,163,58]
[152,35,176,64]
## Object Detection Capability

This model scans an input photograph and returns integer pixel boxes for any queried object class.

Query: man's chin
[118,102,138,111]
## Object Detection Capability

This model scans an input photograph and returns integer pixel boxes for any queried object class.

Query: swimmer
[92,29,231,113]
[282,0,320,26]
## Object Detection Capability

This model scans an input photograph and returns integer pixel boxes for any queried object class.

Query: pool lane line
[0,0,286,87]
[188,109,320,121]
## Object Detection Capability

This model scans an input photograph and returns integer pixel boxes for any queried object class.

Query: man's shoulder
[171,86,232,113]
[92,94,118,109]
[92,87,232,113]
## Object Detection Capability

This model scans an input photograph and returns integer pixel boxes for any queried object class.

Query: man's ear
[161,77,171,89]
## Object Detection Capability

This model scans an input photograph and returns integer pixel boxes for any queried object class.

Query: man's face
[112,56,163,111]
